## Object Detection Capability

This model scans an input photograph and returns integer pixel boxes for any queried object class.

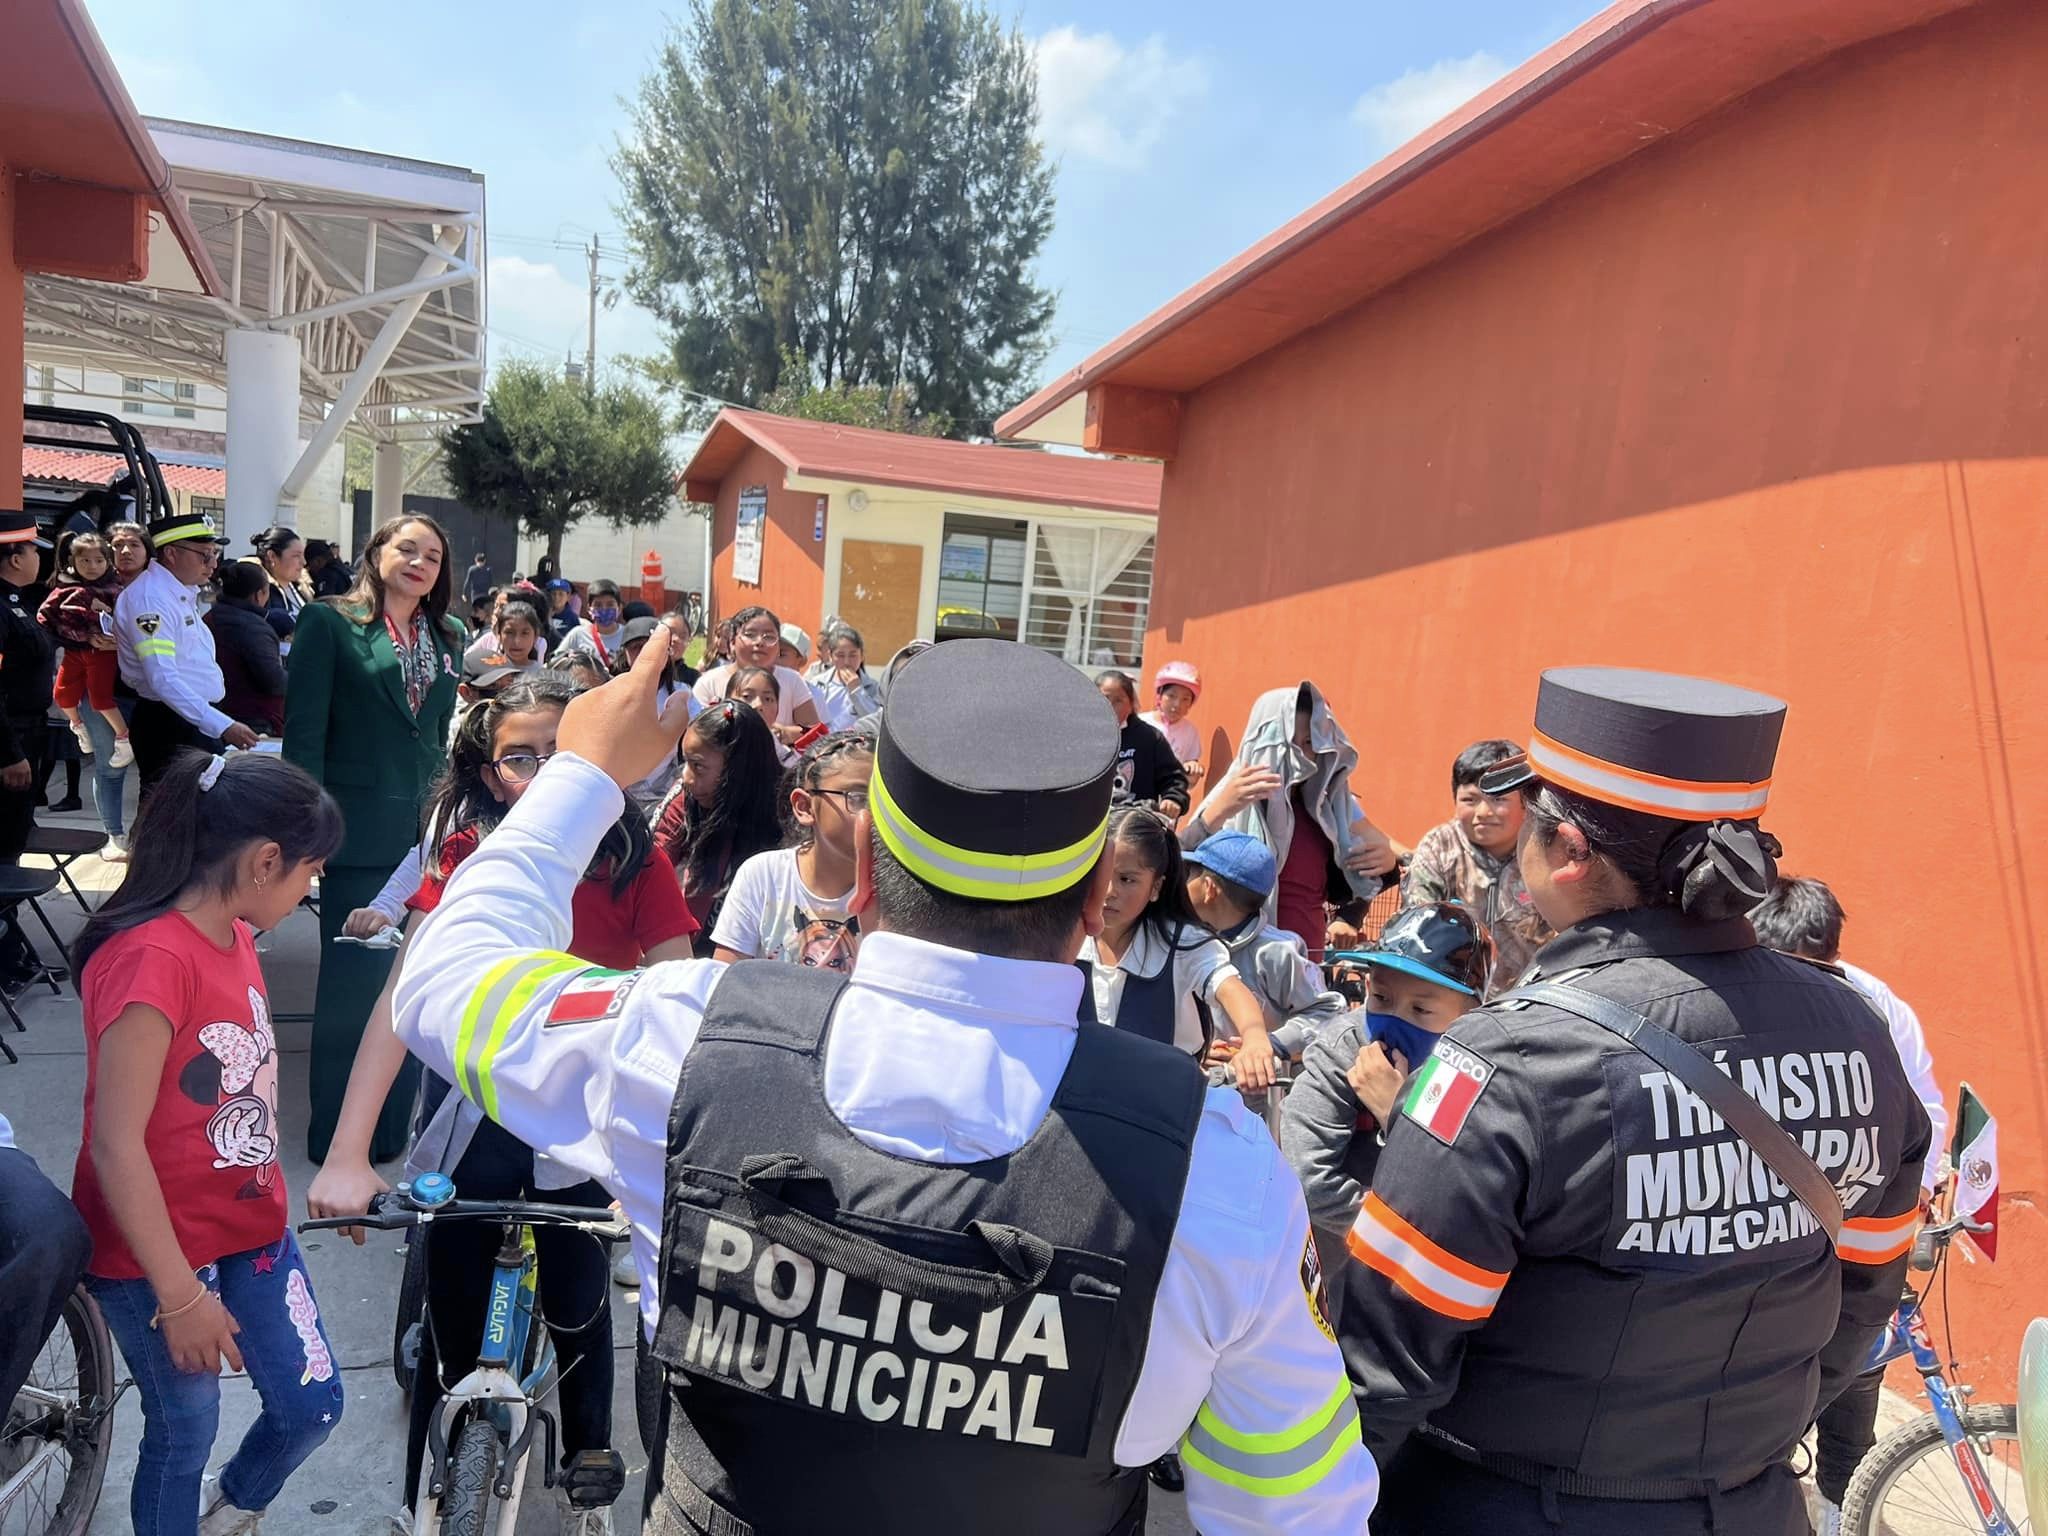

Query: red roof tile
[681,408,1161,517]
[23,444,226,498]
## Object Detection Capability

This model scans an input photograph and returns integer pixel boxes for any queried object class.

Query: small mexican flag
[1401,1042,1492,1147]
[1951,1082,1999,1262]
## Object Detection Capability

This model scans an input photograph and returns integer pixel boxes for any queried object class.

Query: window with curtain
[1022,524,1156,668]
[935,514,1028,639]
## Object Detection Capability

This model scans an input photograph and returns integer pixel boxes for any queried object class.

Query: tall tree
[615,0,1056,436]
[444,359,678,573]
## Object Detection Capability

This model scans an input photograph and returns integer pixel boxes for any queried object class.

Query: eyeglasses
[489,751,556,784]
[810,787,870,812]
[736,627,780,644]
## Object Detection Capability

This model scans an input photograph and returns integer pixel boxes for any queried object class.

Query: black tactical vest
[647,961,1206,1536]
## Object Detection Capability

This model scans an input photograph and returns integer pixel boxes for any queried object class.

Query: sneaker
[109,736,134,769]
[49,796,82,814]
[612,1248,638,1289]
[100,835,129,863]
[552,1488,614,1536]
[1815,1499,1843,1536]
[198,1489,263,1536]
[70,721,93,756]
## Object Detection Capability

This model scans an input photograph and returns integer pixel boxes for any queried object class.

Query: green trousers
[306,862,421,1165]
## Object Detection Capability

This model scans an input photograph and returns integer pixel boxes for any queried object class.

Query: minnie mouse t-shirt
[73,913,285,1278]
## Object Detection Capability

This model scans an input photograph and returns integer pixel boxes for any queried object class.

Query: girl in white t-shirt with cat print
[709,731,872,974]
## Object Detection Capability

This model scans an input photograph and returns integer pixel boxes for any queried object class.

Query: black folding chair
[26,826,108,915]
[0,867,68,1062]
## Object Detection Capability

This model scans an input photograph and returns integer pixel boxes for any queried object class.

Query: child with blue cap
[1183,830,1351,1082]
[1276,902,1491,1317]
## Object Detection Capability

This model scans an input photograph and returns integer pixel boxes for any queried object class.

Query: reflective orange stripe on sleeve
[1840,1209,1919,1265]
[1346,1192,1511,1321]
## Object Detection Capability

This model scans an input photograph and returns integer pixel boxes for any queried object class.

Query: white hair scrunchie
[197,754,229,792]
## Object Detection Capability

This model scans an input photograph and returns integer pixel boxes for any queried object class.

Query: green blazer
[283,600,463,870]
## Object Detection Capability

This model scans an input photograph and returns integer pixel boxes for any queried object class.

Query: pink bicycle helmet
[1154,660,1201,700]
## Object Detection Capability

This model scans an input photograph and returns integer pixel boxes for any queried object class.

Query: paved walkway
[1,802,1938,1534]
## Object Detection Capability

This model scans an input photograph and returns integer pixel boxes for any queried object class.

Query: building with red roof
[999,0,2045,1390]
[681,407,1162,666]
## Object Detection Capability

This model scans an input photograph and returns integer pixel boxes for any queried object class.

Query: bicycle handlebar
[299,1193,632,1245]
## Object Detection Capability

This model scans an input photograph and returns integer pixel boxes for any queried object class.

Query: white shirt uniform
[1077,923,1238,1054]
[115,560,231,737]
[1841,960,1949,1193]
[395,754,1376,1534]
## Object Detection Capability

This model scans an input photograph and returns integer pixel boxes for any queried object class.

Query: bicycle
[302,1173,630,1536]
[1842,1208,2026,1535]
[0,1286,118,1536]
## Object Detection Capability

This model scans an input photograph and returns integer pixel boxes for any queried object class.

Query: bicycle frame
[1868,1292,2023,1536]
[412,1222,557,1536]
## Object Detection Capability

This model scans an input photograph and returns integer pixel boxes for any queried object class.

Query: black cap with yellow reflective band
[1480,666,1786,822]
[870,639,1116,902]
[148,509,229,548]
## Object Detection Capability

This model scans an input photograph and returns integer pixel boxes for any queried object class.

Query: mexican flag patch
[1401,1042,1492,1146]
[1951,1082,1999,1261]
[545,969,638,1028]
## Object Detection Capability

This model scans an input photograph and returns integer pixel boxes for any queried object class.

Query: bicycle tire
[392,1233,429,1395]
[1,1286,116,1536]
[1842,1402,2026,1536]
[437,1417,502,1536]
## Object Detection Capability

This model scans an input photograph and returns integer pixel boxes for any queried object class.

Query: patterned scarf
[386,608,441,716]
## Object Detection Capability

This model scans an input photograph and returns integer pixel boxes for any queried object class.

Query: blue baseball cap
[1184,830,1277,900]
[545,577,573,592]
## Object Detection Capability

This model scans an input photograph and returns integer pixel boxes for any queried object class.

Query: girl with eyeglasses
[688,603,823,746]
[651,698,784,951]
[306,674,695,1530]
[709,731,873,973]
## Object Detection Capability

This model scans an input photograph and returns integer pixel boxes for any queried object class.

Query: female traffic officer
[1339,666,1931,1536]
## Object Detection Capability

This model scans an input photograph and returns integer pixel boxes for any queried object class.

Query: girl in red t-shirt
[650,697,784,949]
[72,749,345,1536]
[306,674,696,1523]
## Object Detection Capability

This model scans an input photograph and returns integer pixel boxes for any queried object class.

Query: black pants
[0,718,49,865]
[404,1090,615,1507]
[0,1146,93,1412]
[1815,1367,1885,1505]
[1371,1438,1810,1536]
[129,697,220,804]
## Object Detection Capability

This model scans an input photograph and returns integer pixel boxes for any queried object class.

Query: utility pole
[585,235,600,396]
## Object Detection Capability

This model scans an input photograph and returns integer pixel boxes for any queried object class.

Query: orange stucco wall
[707,442,826,634]
[1,167,24,508]
[1145,0,2048,1389]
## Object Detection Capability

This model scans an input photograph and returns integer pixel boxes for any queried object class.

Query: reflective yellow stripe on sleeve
[455,952,585,1119]
[136,639,176,658]
[1179,1379,1362,1499]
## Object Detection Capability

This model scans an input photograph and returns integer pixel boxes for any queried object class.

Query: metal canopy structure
[22,116,486,514]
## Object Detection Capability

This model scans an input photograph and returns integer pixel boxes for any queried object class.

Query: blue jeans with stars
[88,1230,344,1536]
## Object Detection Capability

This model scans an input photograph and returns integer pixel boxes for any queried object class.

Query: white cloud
[1351,51,1507,152]
[1033,27,1208,170]
[483,254,666,381]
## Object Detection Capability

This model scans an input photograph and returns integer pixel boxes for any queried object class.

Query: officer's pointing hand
[557,624,693,788]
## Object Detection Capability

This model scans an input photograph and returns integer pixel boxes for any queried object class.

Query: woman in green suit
[285,514,463,1162]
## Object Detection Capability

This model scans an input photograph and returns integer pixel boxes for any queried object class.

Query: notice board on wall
[734,485,767,586]
[838,539,924,666]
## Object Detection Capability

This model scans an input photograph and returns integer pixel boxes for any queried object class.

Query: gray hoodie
[1215,916,1350,1059]
[1181,681,1377,929]
[1278,1012,1382,1253]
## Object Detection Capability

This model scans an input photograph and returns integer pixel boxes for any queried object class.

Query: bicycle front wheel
[0,1286,116,1536]
[1843,1402,2030,1535]
[438,1418,503,1536]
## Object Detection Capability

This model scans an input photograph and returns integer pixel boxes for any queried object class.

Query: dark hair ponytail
[664,701,784,889]
[1107,806,1204,943]
[1522,784,1781,921]
[76,751,344,972]
[422,674,651,897]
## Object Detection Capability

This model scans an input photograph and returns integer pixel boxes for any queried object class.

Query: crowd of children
[44,605,1608,1534]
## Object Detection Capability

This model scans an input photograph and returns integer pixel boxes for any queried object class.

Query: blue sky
[90,0,1597,395]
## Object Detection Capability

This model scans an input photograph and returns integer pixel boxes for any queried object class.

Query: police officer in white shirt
[115,510,257,791]
[394,636,1375,1536]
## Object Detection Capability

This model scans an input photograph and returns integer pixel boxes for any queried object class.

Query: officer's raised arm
[392,632,697,1200]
